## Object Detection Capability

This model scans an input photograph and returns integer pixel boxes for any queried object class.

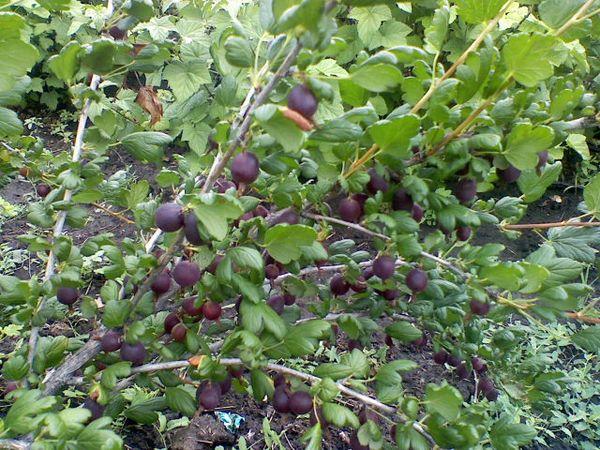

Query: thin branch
[122,357,435,446]
[565,312,600,324]
[302,212,467,278]
[554,0,596,36]
[502,221,600,230]
[0,439,30,450]
[92,203,135,225]
[27,0,115,378]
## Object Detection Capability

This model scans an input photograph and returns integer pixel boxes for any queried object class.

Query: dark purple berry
[433,350,449,364]
[268,295,285,315]
[151,272,171,295]
[265,263,280,280]
[411,203,424,221]
[454,179,477,203]
[372,255,395,280]
[83,398,105,420]
[155,203,184,232]
[101,330,122,352]
[406,268,427,293]
[289,391,313,415]
[380,289,399,301]
[287,84,318,119]
[57,287,79,305]
[485,388,499,401]
[479,377,494,394]
[273,388,291,413]
[120,342,146,366]
[254,205,269,218]
[215,178,236,193]
[197,383,221,410]
[537,151,549,168]
[219,374,232,394]
[366,168,389,194]
[171,323,187,342]
[350,276,367,293]
[339,197,363,223]
[207,254,223,274]
[182,297,203,316]
[470,299,490,316]
[392,189,413,211]
[202,301,222,320]
[231,152,260,184]
[108,26,126,40]
[184,213,203,245]
[330,274,350,295]
[36,184,51,198]
[283,293,296,305]
[164,312,181,333]
[172,261,201,287]
[456,226,472,241]
[448,355,462,367]
[498,165,521,183]
[456,363,471,379]
[272,209,299,225]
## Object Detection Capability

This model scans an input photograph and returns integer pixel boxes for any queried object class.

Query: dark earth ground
[0,115,597,449]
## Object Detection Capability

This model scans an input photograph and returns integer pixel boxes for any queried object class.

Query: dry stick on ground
[40,2,338,397]
[27,0,115,379]
[123,357,436,446]
[502,221,600,230]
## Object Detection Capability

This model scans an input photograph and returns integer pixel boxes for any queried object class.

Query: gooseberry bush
[0,0,599,448]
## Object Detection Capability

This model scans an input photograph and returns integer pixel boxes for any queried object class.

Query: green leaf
[165,387,197,417]
[504,123,555,170]
[193,193,244,241]
[224,36,254,67]
[424,5,450,53]
[501,33,559,87]
[539,0,585,29]
[351,64,403,93]
[0,38,39,92]
[124,397,166,424]
[368,115,420,157]
[301,423,322,450]
[5,390,56,435]
[517,162,562,203]
[455,0,506,23]
[250,369,274,401]
[321,403,360,429]
[121,132,172,163]
[81,39,117,74]
[490,414,536,450]
[229,247,264,272]
[163,61,211,101]
[348,5,392,44]
[254,104,305,152]
[101,362,131,389]
[38,0,71,11]
[583,173,600,219]
[547,226,599,263]
[103,300,131,328]
[2,355,29,380]
[310,119,363,142]
[47,41,82,84]
[480,263,524,291]
[0,106,22,137]
[124,0,154,21]
[565,133,589,160]
[425,382,462,421]
[385,321,422,343]
[571,326,600,353]
[264,224,317,264]
[75,417,123,450]
[527,245,583,288]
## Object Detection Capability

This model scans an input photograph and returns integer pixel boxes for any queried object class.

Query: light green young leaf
[501,33,559,87]
[264,224,317,264]
[504,123,554,170]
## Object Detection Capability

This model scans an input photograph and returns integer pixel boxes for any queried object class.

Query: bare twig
[565,312,600,324]
[27,0,115,378]
[120,356,435,445]
[502,221,600,230]
[302,212,467,278]
[0,439,30,450]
